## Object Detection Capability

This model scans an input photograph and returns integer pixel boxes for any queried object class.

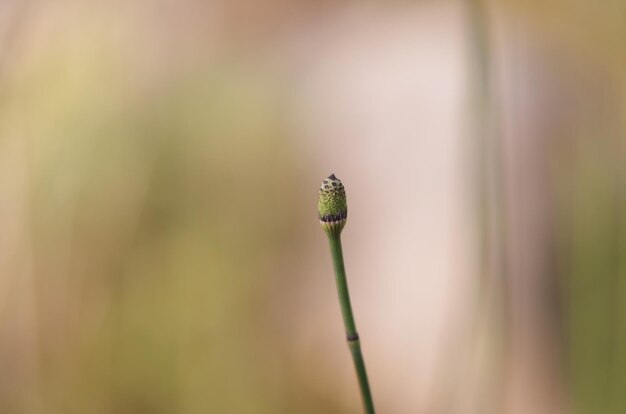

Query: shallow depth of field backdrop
[1,1,625,413]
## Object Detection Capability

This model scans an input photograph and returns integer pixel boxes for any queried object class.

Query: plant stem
[327,234,375,414]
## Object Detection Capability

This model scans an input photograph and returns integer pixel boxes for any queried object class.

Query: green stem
[327,234,375,414]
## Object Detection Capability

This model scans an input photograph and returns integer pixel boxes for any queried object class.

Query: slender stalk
[317,173,375,414]
[327,234,375,414]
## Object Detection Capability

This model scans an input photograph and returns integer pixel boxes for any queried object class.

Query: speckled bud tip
[318,173,347,236]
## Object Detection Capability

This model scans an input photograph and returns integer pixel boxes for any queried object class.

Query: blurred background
[1,0,625,413]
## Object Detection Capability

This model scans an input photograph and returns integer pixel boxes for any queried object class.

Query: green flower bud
[318,173,347,237]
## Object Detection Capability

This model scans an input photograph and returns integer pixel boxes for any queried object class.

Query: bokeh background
[1,1,625,413]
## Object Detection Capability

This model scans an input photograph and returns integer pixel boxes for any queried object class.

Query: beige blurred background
[1,1,626,413]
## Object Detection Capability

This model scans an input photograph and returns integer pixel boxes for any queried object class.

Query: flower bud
[318,173,347,237]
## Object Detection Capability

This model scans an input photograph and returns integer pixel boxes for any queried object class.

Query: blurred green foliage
[0,5,338,412]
